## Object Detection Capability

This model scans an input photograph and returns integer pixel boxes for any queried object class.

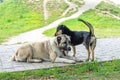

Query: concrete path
[0,38,120,72]
[61,0,79,16]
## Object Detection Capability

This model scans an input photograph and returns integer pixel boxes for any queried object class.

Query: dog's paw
[85,59,89,62]
[73,54,75,57]
[64,60,76,64]
[85,59,94,62]
[68,61,76,64]
[72,57,82,62]
[91,59,94,62]
[74,59,83,62]
[77,60,84,62]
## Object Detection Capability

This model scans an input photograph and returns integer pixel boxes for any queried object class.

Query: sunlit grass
[0,0,44,43]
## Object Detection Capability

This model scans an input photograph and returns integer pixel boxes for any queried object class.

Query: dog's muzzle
[60,46,71,51]
[66,47,71,51]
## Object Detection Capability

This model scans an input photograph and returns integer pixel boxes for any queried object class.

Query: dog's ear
[57,36,61,45]
[54,30,62,36]
[54,36,61,46]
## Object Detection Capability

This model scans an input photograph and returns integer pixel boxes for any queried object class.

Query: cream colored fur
[10,35,79,64]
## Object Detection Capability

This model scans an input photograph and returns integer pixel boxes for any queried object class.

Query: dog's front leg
[63,51,68,56]
[54,57,76,64]
[72,46,76,57]
[49,51,57,63]
[61,55,81,62]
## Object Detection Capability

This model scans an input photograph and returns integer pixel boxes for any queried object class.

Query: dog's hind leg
[85,46,91,61]
[27,57,42,63]
[91,48,94,61]
[87,49,91,61]
[90,42,96,61]
[26,53,42,63]
[27,58,42,63]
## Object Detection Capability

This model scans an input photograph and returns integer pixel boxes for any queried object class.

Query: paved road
[0,38,120,72]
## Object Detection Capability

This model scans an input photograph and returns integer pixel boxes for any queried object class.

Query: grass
[0,60,120,80]
[43,2,120,38]
[0,0,45,43]
[45,0,68,24]
[96,1,120,17]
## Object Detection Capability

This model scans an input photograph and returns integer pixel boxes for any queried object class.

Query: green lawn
[0,0,44,43]
[44,2,120,38]
[96,1,120,17]
[45,0,68,24]
[0,60,120,80]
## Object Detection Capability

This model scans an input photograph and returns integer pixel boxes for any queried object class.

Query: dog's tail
[10,55,15,61]
[78,19,94,36]
[10,50,18,61]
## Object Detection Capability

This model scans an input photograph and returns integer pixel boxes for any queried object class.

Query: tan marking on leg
[72,46,76,57]
[91,49,94,61]
[86,49,90,61]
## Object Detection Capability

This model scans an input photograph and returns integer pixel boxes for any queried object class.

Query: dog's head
[55,34,71,51]
[55,25,70,36]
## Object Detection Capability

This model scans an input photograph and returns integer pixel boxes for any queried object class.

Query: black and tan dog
[55,19,96,61]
